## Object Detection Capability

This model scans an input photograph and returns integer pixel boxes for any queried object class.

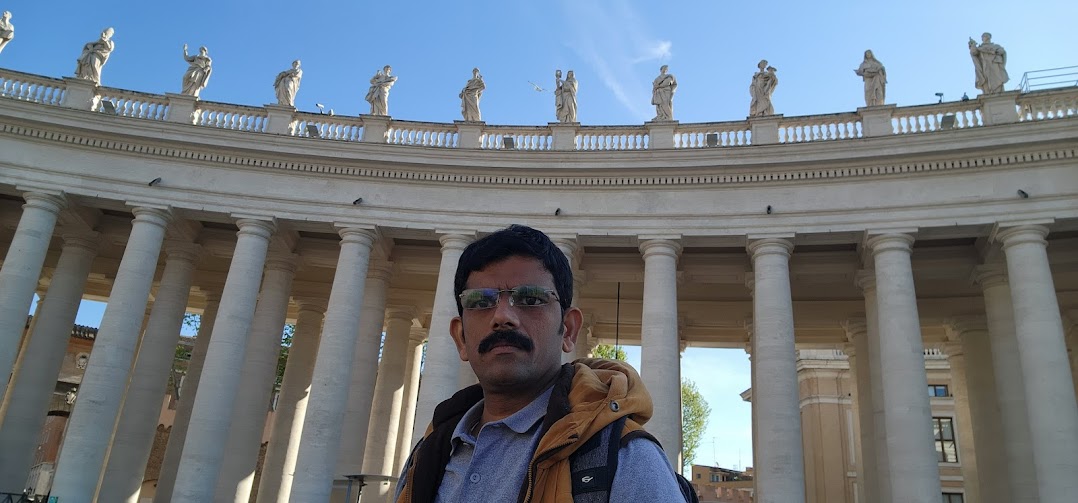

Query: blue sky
[11,0,1077,472]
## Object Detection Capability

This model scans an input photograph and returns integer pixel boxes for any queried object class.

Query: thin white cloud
[561,0,673,121]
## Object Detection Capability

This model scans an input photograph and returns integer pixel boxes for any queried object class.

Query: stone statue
[459,67,485,122]
[969,32,1009,95]
[180,44,212,98]
[0,11,14,55]
[66,387,78,405]
[365,65,397,116]
[273,60,302,107]
[651,65,677,121]
[854,50,887,107]
[749,60,778,117]
[74,27,115,85]
[555,69,578,123]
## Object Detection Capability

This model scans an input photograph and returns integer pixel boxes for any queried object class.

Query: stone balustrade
[2,66,1075,152]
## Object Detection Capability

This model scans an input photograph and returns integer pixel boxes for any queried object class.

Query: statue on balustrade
[74,27,115,85]
[854,50,887,107]
[365,65,397,116]
[651,64,677,121]
[0,11,14,55]
[969,32,1009,95]
[749,59,778,117]
[273,59,302,107]
[555,69,578,123]
[460,67,485,122]
[180,44,212,98]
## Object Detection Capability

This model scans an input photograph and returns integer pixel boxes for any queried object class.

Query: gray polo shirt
[398,385,685,502]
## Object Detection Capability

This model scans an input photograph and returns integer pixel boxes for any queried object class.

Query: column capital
[842,343,856,358]
[385,306,417,324]
[942,341,964,358]
[993,224,1049,250]
[21,191,67,214]
[944,316,988,341]
[842,318,868,341]
[294,296,329,314]
[235,218,277,240]
[408,327,428,345]
[336,226,377,247]
[163,240,203,264]
[971,264,1008,289]
[550,235,581,267]
[854,269,876,293]
[747,237,794,259]
[61,231,101,254]
[865,232,914,255]
[437,231,476,252]
[366,259,395,283]
[265,252,299,274]
[638,238,682,260]
[131,206,173,229]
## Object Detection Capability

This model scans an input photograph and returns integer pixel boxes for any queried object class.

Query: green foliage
[681,378,711,474]
[592,344,627,361]
[182,312,201,331]
[275,323,295,390]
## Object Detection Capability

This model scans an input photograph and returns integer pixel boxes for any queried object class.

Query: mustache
[477,330,534,354]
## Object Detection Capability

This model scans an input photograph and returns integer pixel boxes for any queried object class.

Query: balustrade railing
[0,70,65,105]
[387,120,458,147]
[196,101,268,133]
[577,126,649,150]
[674,122,751,148]
[95,86,169,120]
[293,113,364,141]
[892,101,982,134]
[481,126,553,150]
[1018,88,1078,121]
[779,113,862,143]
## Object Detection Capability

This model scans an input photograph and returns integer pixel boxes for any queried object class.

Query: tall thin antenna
[615,282,621,354]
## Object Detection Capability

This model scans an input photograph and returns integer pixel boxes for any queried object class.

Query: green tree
[592,344,627,361]
[176,312,294,391]
[681,378,711,474]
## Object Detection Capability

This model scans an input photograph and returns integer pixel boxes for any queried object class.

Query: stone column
[1067,315,1078,404]
[865,233,941,502]
[395,327,427,474]
[154,289,222,503]
[855,270,891,502]
[638,237,682,469]
[941,341,981,503]
[360,307,415,502]
[288,227,377,502]
[97,242,201,503]
[50,207,172,503]
[412,233,474,445]
[170,218,277,503]
[335,260,392,481]
[842,320,878,503]
[974,265,1038,503]
[0,232,97,494]
[996,225,1078,502]
[947,317,1009,503]
[0,191,65,401]
[257,298,326,503]
[216,254,297,503]
[746,238,804,503]
[553,236,585,364]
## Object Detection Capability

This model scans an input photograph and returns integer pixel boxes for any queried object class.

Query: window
[942,492,964,503]
[928,384,950,397]
[933,417,958,463]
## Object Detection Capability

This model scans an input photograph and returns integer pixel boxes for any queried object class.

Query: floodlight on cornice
[1017,189,1029,199]
[554,208,561,216]
[766,205,773,214]
[352,198,363,205]
[315,103,325,115]
[148,177,162,187]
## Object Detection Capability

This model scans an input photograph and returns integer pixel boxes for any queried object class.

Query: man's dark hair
[454,225,573,315]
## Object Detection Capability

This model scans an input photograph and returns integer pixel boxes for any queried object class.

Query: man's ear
[560,307,583,354]
[450,316,469,361]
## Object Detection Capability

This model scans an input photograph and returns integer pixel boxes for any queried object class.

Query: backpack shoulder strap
[569,416,626,502]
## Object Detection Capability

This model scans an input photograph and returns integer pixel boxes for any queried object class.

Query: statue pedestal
[361,115,391,143]
[264,104,297,135]
[549,122,579,151]
[165,93,199,125]
[748,115,783,145]
[60,78,98,111]
[645,120,678,150]
[857,105,897,137]
[979,91,1020,126]
[455,121,485,149]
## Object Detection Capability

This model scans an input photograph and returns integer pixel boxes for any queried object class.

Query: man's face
[450,256,581,391]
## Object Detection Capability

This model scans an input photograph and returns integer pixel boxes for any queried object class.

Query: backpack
[568,416,700,503]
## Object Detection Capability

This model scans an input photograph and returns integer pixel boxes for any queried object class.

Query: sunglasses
[458,285,561,310]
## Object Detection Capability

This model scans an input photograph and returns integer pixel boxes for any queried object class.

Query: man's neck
[478,370,559,424]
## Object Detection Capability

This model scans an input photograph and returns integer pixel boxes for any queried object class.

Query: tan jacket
[396,358,655,503]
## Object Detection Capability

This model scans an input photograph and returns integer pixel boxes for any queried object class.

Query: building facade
[0,67,1076,503]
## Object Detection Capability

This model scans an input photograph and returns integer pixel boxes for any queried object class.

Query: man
[396,225,684,502]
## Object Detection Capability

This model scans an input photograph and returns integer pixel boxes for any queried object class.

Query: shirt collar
[451,385,554,446]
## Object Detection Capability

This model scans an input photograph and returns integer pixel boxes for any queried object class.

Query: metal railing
[1017,65,1078,93]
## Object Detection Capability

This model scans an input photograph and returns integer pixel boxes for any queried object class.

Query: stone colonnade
[0,190,1076,503]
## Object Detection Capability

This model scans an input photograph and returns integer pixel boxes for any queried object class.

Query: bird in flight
[528,81,546,92]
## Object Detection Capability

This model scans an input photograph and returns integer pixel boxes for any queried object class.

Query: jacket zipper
[520,438,576,503]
